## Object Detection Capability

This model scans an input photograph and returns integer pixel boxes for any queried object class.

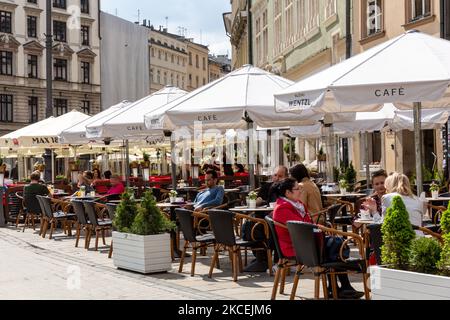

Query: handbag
[324,235,350,263]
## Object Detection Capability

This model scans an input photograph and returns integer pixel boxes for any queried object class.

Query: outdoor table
[355,219,381,247]
[175,187,199,201]
[63,195,102,201]
[224,188,241,193]
[323,193,367,198]
[157,202,195,260]
[426,197,450,202]
[230,206,274,219]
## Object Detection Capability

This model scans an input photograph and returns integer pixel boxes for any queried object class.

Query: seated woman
[91,169,109,194]
[359,170,388,217]
[77,172,94,194]
[273,178,364,299]
[380,172,426,228]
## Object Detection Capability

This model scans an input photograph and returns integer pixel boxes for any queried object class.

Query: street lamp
[46,0,53,118]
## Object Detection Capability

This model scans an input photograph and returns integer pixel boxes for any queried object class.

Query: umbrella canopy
[1,117,56,147]
[390,108,450,132]
[145,65,322,131]
[2,111,89,148]
[275,30,450,113]
[86,86,187,140]
[59,100,131,144]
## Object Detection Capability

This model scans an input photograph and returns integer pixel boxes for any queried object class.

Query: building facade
[185,40,209,91]
[0,0,101,136]
[208,54,231,82]
[226,0,250,69]
[149,26,188,93]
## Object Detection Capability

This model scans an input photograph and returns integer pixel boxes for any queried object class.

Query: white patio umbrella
[145,65,322,131]
[85,87,187,188]
[86,86,187,140]
[0,117,55,148]
[145,65,323,188]
[59,100,131,144]
[275,30,450,194]
[389,108,450,132]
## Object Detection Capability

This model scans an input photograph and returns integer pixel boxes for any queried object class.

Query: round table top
[426,197,450,202]
[354,219,380,224]
[156,202,194,208]
[224,188,241,193]
[230,206,274,212]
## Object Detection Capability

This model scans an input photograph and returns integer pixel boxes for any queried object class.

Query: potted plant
[69,160,80,171]
[168,190,178,203]
[283,139,300,162]
[55,175,67,184]
[113,189,175,274]
[317,146,326,162]
[430,181,439,199]
[248,191,258,209]
[141,152,150,169]
[339,179,348,195]
[370,197,450,299]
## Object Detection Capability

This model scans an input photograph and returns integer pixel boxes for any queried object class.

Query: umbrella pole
[51,149,55,184]
[125,139,130,188]
[170,135,177,189]
[365,132,371,190]
[414,102,423,196]
[247,121,255,189]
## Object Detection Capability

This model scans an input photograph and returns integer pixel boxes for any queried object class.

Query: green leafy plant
[339,179,348,190]
[438,203,450,272]
[248,191,258,200]
[381,196,416,269]
[113,188,138,233]
[344,162,357,188]
[131,190,175,236]
[168,190,178,198]
[143,152,150,162]
[333,166,340,182]
[56,175,66,180]
[430,181,439,193]
[409,237,442,274]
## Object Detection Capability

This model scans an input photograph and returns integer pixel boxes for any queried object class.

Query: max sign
[32,137,59,145]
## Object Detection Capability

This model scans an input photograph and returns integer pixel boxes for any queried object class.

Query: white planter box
[112,232,172,274]
[370,266,450,300]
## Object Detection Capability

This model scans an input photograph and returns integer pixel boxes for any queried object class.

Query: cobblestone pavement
[0,226,366,300]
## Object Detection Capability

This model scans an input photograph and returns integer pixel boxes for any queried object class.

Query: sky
[100,0,232,57]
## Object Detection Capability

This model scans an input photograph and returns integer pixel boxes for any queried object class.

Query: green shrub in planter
[409,237,442,274]
[381,196,416,269]
[113,188,138,233]
[438,203,450,272]
[131,190,175,236]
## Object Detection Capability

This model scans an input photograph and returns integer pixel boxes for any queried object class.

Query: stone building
[0,0,101,136]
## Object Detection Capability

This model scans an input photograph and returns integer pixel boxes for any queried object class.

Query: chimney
[163,28,167,33]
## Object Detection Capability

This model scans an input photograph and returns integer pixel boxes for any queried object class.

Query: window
[53,21,67,42]
[196,76,199,87]
[189,74,192,86]
[177,56,180,65]
[203,78,206,85]
[0,11,12,34]
[28,55,38,78]
[273,0,282,55]
[150,68,153,82]
[407,0,431,22]
[325,0,337,20]
[176,74,179,87]
[196,55,199,68]
[0,94,13,122]
[362,0,383,37]
[170,73,174,85]
[285,0,294,44]
[189,52,192,65]
[255,9,268,65]
[158,50,161,59]
[182,76,185,88]
[0,51,13,76]
[182,58,185,67]
[81,25,89,46]
[202,57,206,70]
[54,58,67,81]
[81,100,90,114]
[157,70,160,84]
[165,52,168,61]
[81,61,90,84]
[53,0,66,9]
[54,98,68,116]
[27,16,38,38]
[163,72,167,85]
[171,54,174,63]
[29,97,38,123]
[80,0,89,14]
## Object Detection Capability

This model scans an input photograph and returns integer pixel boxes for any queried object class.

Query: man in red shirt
[107,175,125,196]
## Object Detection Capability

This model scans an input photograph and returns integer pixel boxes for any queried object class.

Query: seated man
[107,175,125,196]
[193,169,224,212]
[256,165,288,206]
[24,171,50,215]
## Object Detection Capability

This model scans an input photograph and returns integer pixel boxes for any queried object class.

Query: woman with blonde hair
[381,172,425,227]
